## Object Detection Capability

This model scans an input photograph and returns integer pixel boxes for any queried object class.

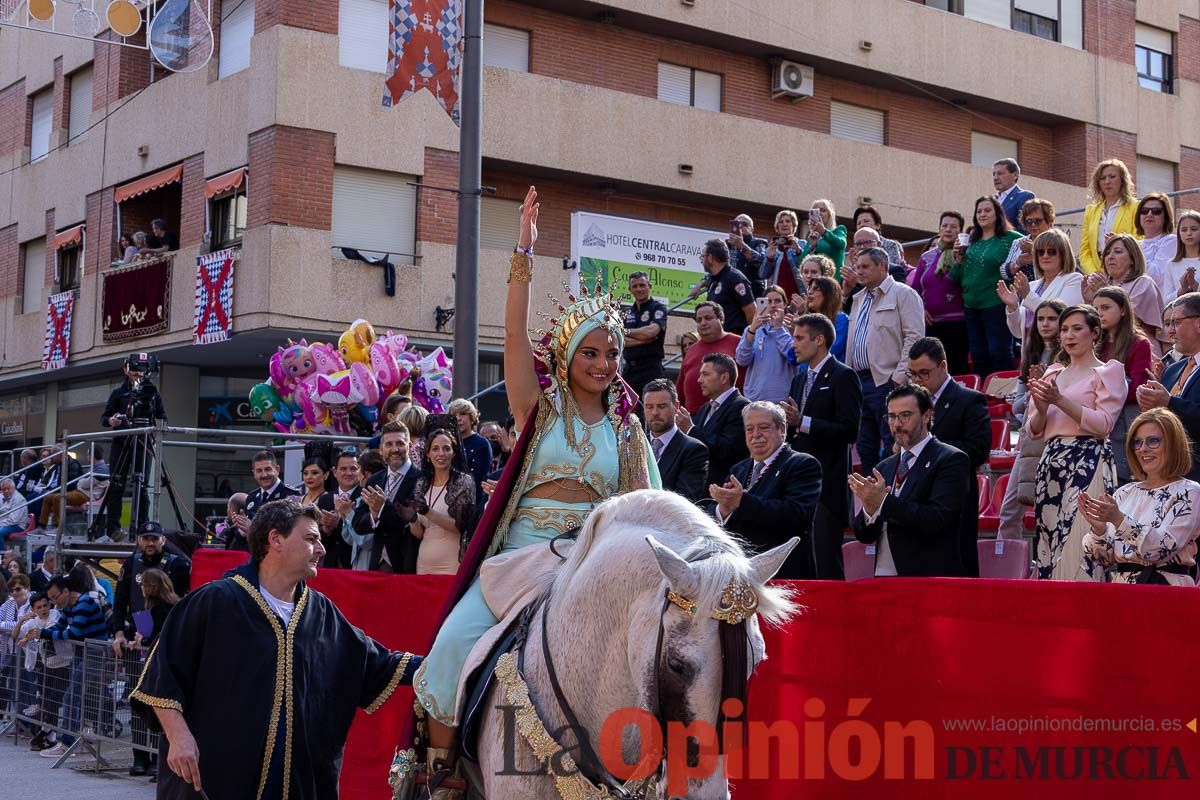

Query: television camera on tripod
[94,353,167,540]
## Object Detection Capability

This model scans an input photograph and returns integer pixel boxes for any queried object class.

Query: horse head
[526,490,800,799]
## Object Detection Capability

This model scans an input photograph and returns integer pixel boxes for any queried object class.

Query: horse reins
[532,533,733,798]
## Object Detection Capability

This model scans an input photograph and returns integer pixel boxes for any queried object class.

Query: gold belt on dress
[511,504,590,535]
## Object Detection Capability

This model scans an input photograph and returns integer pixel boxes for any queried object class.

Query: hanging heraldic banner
[193,247,238,344]
[102,255,172,342]
[41,291,75,370]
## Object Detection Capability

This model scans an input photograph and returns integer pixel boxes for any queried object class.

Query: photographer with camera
[96,353,166,540]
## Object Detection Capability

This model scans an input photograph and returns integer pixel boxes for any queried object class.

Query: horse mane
[552,489,799,627]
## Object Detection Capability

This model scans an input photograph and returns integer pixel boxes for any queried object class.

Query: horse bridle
[531,533,737,799]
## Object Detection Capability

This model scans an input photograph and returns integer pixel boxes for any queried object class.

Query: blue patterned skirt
[1034,435,1114,581]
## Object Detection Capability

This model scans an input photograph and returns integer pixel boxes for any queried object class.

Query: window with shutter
[483,23,529,72]
[339,0,389,73]
[970,131,1018,169]
[1135,24,1173,93]
[657,63,721,110]
[332,166,417,264]
[830,101,884,146]
[1136,156,1175,197]
[657,63,692,106]
[68,66,93,144]
[29,89,53,162]
[218,0,255,79]
[480,197,522,252]
[22,239,45,314]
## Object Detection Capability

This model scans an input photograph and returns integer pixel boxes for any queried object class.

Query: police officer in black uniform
[621,271,669,401]
[110,520,191,774]
[243,449,301,519]
[96,354,166,539]
[689,238,757,336]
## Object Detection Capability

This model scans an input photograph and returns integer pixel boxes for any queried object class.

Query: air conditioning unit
[771,60,814,101]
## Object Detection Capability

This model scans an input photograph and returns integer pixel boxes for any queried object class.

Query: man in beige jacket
[844,246,926,472]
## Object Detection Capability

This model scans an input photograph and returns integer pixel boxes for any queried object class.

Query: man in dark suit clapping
[353,421,420,573]
[708,401,821,578]
[850,384,970,577]
[643,379,709,502]
[226,450,300,550]
[676,353,749,488]
[1137,292,1200,480]
[784,314,862,579]
[907,337,991,576]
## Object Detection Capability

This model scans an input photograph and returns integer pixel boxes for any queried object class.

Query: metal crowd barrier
[0,637,157,771]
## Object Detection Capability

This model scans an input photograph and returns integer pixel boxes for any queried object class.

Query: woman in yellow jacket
[1079,158,1139,274]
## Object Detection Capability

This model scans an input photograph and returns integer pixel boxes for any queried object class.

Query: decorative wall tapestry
[102,254,172,342]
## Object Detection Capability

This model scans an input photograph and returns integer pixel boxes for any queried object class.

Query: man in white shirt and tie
[354,422,420,572]
[784,314,862,579]
[849,384,970,577]
[993,158,1035,234]
[707,401,821,578]
[676,353,750,488]
[643,379,708,502]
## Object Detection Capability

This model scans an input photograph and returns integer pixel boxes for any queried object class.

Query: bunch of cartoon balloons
[247,319,453,437]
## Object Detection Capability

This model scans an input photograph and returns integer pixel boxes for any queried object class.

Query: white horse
[469,489,800,800]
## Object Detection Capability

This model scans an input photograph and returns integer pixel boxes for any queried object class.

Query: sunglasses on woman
[1035,247,1059,257]
[1140,207,1165,216]
[1131,436,1163,450]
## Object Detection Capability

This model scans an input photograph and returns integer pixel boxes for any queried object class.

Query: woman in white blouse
[1152,209,1200,304]
[1136,193,1176,289]
[997,228,1084,340]
[1081,408,1200,586]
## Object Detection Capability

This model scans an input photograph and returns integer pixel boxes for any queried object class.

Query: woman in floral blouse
[1081,408,1200,586]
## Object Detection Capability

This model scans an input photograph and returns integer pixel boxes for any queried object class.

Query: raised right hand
[996,280,1019,310]
[518,186,539,251]
[781,396,800,426]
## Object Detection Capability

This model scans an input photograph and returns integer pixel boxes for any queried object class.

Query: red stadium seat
[842,541,876,582]
[988,419,1015,471]
[5,513,36,543]
[977,475,991,513]
[953,374,981,391]
[977,537,1034,579]
[984,369,1021,419]
[978,473,1010,532]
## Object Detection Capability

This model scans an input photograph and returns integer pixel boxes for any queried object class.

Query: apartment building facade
[0,0,1196,513]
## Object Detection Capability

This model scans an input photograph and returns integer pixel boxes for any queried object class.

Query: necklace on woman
[426,477,449,513]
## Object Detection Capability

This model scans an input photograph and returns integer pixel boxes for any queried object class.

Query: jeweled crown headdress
[533,274,625,386]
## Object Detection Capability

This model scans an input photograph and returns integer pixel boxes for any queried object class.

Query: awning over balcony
[114,164,183,204]
[204,167,247,199]
[52,224,84,250]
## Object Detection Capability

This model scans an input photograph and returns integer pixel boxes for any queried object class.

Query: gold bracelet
[508,252,533,284]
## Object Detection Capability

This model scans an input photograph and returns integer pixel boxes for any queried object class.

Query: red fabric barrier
[193,553,1200,798]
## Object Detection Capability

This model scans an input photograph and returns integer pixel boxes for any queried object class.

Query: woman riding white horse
[403,187,660,795]
[473,489,800,799]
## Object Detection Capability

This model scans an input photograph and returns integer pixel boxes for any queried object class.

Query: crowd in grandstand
[197,156,1196,587]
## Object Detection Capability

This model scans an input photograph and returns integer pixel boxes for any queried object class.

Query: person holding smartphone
[764,209,805,303]
[735,286,796,402]
[727,213,768,297]
[799,199,848,280]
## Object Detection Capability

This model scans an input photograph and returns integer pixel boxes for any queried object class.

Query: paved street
[0,733,156,798]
